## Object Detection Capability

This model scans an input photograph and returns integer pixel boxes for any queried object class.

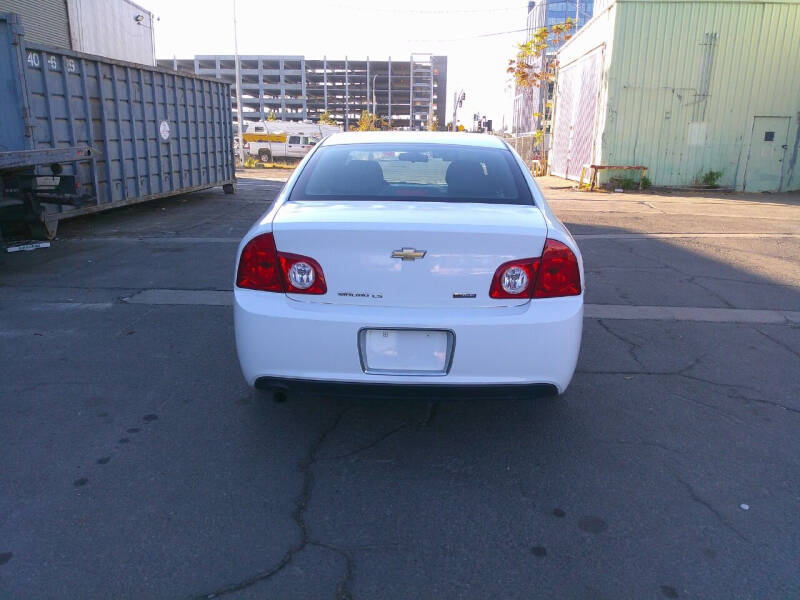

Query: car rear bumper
[234,290,583,394]
[254,376,559,399]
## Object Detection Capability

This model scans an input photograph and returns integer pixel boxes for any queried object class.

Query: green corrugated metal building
[549,0,800,191]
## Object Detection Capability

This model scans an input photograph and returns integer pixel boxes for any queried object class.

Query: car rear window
[289,143,533,205]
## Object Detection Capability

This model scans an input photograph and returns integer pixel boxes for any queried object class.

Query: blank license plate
[359,329,453,375]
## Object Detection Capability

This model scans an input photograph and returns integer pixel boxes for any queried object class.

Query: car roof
[320,131,508,149]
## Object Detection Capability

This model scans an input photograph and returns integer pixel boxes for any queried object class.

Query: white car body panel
[235,291,582,390]
[272,200,548,308]
[234,132,584,395]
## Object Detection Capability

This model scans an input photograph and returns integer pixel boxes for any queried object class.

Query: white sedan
[234,132,583,400]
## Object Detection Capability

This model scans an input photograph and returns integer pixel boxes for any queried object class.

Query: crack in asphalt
[608,238,762,310]
[310,542,355,600]
[725,391,800,416]
[596,437,684,456]
[668,468,750,544]
[676,373,800,416]
[596,319,645,368]
[686,276,736,308]
[670,392,747,426]
[419,402,439,427]
[579,361,800,416]
[753,327,800,362]
[579,365,800,416]
[189,405,430,598]
[695,274,799,289]
[325,423,409,461]
[576,369,679,375]
[577,357,700,377]
[191,405,354,599]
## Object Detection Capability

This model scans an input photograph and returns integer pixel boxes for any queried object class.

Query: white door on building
[744,117,791,192]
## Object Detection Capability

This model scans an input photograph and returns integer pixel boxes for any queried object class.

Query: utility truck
[243,121,342,162]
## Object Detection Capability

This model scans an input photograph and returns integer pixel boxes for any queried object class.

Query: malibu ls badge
[391,247,426,261]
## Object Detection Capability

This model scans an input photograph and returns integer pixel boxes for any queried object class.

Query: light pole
[452,89,465,131]
[233,0,245,165]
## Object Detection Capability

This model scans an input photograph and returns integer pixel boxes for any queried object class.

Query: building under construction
[159,54,447,131]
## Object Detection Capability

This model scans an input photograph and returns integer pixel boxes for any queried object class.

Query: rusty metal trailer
[0,12,235,240]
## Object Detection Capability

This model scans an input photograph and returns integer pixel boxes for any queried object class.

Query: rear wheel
[258,149,272,162]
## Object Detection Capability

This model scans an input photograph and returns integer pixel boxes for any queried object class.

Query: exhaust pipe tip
[255,378,289,402]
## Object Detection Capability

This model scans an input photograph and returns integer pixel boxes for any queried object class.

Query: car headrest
[335,160,386,195]
[445,160,493,197]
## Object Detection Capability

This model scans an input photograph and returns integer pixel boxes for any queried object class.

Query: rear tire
[258,149,272,162]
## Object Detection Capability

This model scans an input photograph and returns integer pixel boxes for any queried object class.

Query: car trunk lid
[271,200,548,308]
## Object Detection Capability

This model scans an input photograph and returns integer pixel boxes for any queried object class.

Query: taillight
[533,239,581,298]
[489,258,540,299]
[236,233,327,294]
[488,239,581,299]
[236,233,283,291]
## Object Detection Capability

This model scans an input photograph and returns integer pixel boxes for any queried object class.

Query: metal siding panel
[124,66,141,197]
[0,14,31,152]
[150,69,165,194]
[95,60,113,203]
[66,0,155,65]
[203,79,217,182]
[603,0,800,189]
[572,50,603,177]
[78,58,99,203]
[0,0,70,48]
[554,3,617,172]
[550,72,575,177]
[551,49,604,180]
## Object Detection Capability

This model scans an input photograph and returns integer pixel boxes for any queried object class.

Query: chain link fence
[506,132,548,174]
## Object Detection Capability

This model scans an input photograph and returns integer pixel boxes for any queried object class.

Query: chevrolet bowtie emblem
[391,247,427,261]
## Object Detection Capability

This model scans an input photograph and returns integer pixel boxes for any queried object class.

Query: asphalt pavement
[1,171,799,599]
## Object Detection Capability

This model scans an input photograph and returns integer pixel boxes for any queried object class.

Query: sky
[137,0,530,130]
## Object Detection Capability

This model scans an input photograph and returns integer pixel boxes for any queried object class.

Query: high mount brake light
[237,233,327,294]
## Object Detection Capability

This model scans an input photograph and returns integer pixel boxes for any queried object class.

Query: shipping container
[0,12,235,239]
